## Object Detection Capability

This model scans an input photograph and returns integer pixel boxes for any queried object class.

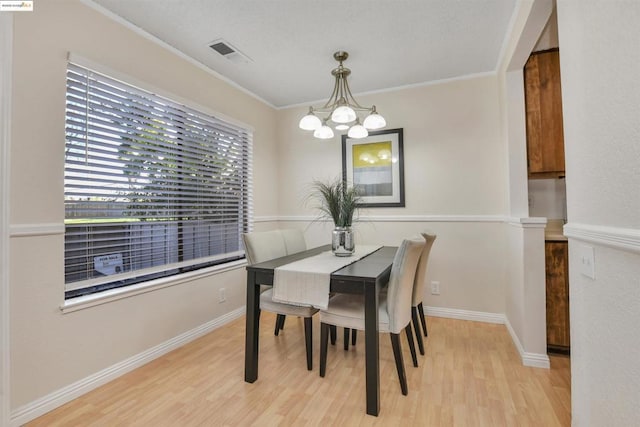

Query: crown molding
[79,0,275,109]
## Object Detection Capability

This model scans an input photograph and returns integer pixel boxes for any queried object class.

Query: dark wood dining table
[244,244,397,416]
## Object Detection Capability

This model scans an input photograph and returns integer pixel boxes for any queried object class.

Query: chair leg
[411,306,425,355]
[390,333,408,395]
[274,314,284,336]
[418,302,428,337]
[330,325,337,345]
[304,317,313,371]
[351,329,357,346]
[344,328,350,350]
[280,314,286,330]
[405,323,418,368]
[320,322,329,377]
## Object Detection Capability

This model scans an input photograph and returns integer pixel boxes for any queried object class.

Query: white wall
[8,0,277,412]
[277,76,510,315]
[557,0,640,425]
[498,0,552,366]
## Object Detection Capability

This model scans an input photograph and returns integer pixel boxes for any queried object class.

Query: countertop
[545,219,567,241]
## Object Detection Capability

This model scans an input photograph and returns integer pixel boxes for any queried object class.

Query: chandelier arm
[338,72,347,105]
[343,80,371,111]
[321,76,341,109]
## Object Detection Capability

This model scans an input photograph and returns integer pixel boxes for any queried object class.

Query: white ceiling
[91,0,517,108]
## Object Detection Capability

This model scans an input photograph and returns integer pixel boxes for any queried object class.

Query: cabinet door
[525,50,566,177]
[545,241,570,350]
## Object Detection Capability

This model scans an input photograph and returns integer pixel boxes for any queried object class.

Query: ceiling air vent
[208,39,252,64]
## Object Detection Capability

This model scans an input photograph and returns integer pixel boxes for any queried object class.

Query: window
[64,62,252,299]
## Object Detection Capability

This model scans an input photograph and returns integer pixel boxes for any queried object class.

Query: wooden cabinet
[524,49,566,178]
[545,241,570,353]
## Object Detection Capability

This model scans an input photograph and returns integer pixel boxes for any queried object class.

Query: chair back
[412,233,437,306]
[242,229,307,265]
[386,237,425,334]
[242,230,287,265]
[280,228,307,254]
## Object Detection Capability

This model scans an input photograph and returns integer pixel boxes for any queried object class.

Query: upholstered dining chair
[318,237,425,395]
[344,233,437,358]
[272,228,309,333]
[242,229,319,370]
[412,233,437,355]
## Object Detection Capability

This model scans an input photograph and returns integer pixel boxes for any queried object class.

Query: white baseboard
[10,307,245,426]
[504,317,550,369]
[427,306,550,369]
[425,306,506,324]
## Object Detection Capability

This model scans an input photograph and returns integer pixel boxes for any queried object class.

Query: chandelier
[298,51,386,139]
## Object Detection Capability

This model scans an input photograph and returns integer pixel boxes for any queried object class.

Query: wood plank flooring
[27,314,571,426]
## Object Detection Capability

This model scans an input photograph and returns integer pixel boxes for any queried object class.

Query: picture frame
[342,128,405,207]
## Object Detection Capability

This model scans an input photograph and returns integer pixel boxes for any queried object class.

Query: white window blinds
[64,62,253,298]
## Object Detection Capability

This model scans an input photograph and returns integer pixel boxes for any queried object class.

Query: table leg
[364,281,380,416]
[244,270,260,382]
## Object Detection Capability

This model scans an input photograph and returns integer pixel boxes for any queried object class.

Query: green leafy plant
[309,178,361,227]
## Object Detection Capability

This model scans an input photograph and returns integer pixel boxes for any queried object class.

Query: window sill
[61,259,247,314]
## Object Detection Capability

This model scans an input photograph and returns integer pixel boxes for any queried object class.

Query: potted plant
[309,177,361,256]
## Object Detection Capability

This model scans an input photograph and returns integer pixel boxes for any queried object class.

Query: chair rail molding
[275,214,507,223]
[253,216,280,223]
[9,223,65,237]
[506,217,547,228]
[564,222,640,254]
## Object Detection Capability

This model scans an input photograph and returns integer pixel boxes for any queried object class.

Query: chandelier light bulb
[363,106,387,130]
[299,109,322,131]
[331,105,357,124]
[347,122,368,139]
[314,123,335,139]
[335,124,349,131]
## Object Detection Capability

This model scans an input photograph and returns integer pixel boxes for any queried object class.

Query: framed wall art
[341,128,405,207]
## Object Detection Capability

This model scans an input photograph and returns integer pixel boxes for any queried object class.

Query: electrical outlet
[218,288,226,303]
[430,281,440,295]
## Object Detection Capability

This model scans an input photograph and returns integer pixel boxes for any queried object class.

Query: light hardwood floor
[28,314,571,426]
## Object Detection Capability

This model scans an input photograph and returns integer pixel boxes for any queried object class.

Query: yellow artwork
[342,128,404,207]
[352,141,393,168]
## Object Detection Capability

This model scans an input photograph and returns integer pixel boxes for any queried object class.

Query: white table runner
[272,245,382,310]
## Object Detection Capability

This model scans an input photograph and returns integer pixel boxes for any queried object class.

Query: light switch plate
[430,281,440,295]
[578,244,596,279]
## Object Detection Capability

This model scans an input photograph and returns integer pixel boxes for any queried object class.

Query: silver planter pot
[332,226,355,257]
